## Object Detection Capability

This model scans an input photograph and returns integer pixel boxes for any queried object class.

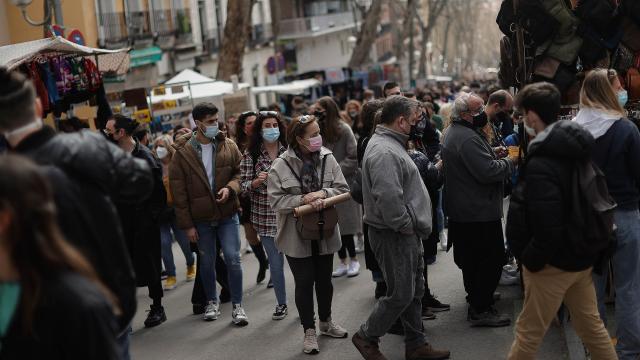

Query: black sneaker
[468,307,510,327]
[273,304,288,320]
[144,305,167,328]
[421,307,437,320]
[160,270,168,280]
[374,281,387,299]
[425,294,451,312]
[267,279,274,288]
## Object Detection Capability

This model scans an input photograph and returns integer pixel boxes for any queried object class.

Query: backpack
[566,160,617,262]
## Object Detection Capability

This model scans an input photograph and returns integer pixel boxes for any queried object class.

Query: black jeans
[338,234,356,259]
[287,247,334,331]
[450,220,506,313]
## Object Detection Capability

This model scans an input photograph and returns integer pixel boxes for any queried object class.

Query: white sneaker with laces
[232,304,249,326]
[203,301,220,321]
[319,319,348,338]
[303,328,319,354]
[332,263,348,277]
[347,261,360,277]
[439,231,448,251]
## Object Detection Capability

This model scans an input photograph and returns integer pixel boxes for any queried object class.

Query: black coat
[116,141,166,287]
[0,272,119,360]
[507,121,597,272]
[14,127,153,332]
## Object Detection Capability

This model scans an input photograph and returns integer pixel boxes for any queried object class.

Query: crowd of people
[0,63,638,360]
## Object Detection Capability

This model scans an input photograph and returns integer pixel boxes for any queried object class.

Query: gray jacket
[362,125,432,239]
[442,120,514,222]
[267,147,349,258]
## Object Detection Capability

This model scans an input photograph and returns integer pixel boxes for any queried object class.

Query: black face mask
[410,113,428,141]
[102,129,118,144]
[472,111,489,128]
[495,111,511,124]
[314,111,326,121]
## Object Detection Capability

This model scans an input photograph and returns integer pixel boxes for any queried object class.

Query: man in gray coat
[442,92,518,327]
[352,96,450,360]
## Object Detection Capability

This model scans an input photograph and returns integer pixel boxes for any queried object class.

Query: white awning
[0,36,130,74]
[252,78,320,95]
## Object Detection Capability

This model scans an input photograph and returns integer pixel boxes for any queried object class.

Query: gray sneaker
[303,328,320,354]
[319,319,348,338]
[203,301,220,321]
[468,307,510,327]
[232,304,249,326]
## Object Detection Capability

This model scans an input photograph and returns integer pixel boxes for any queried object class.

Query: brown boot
[352,332,388,360]
[405,343,451,360]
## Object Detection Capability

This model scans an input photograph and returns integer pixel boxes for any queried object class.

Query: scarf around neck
[294,148,321,194]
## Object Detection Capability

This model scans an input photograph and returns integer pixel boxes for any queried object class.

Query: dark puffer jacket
[14,126,152,333]
[507,120,596,272]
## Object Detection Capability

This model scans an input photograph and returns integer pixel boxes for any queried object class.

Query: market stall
[0,36,130,130]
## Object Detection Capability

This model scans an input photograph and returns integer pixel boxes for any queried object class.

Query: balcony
[249,23,274,47]
[278,12,357,40]
[174,8,194,47]
[153,9,175,49]
[128,10,154,47]
[101,12,129,49]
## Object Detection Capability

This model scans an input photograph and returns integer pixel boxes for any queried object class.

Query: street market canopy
[0,36,130,74]
[252,78,321,95]
[153,69,250,102]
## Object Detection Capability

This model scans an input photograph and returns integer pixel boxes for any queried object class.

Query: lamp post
[9,0,64,37]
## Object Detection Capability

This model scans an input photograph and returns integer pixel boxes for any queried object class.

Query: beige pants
[508,266,617,360]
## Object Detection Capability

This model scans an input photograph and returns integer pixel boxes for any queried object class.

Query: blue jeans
[261,236,287,306]
[116,326,132,360]
[161,221,195,276]
[196,214,243,305]
[594,208,640,360]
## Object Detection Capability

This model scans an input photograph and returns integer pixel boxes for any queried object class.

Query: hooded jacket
[508,120,597,272]
[169,131,242,229]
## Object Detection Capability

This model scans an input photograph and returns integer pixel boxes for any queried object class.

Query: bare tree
[416,0,446,77]
[390,0,418,60]
[216,0,256,81]
[348,0,384,69]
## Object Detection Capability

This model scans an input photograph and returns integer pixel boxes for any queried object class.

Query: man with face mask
[169,103,249,326]
[441,92,518,328]
[485,90,515,140]
[354,96,450,360]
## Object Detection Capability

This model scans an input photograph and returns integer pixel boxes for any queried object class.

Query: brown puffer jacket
[169,132,242,229]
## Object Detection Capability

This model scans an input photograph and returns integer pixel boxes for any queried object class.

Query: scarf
[294,148,321,194]
[573,107,622,139]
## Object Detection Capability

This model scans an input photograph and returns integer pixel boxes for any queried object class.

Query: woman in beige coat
[267,115,349,355]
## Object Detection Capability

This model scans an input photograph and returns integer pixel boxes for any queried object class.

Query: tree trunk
[417,0,446,78]
[392,0,416,60]
[348,0,383,69]
[216,0,255,81]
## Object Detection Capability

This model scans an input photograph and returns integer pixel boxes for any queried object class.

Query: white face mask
[156,146,169,159]
[524,123,536,137]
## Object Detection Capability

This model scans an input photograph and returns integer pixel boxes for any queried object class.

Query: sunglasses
[299,115,314,124]
[258,111,279,118]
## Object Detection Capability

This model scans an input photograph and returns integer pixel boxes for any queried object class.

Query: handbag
[282,155,338,241]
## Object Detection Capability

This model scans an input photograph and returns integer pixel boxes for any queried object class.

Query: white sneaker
[347,261,360,277]
[499,271,520,286]
[332,263,348,277]
[232,304,249,326]
[203,301,220,321]
[303,328,319,354]
[319,318,348,338]
[439,231,448,251]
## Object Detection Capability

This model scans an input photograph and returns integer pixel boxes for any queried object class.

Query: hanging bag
[282,155,338,241]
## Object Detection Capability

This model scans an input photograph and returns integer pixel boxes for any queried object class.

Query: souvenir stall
[0,36,130,130]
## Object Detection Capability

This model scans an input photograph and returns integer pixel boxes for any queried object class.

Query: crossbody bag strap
[282,158,303,185]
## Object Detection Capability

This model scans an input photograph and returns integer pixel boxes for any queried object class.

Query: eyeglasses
[299,114,317,124]
[258,111,279,118]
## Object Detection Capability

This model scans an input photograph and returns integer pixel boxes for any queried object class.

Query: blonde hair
[440,103,454,132]
[580,69,625,116]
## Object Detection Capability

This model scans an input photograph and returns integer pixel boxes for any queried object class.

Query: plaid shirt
[240,144,286,237]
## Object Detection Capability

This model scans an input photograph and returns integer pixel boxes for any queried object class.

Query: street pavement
[130,235,569,360]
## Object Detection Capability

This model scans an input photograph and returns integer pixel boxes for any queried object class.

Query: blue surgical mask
[262,127,280,143]
[618,90,628,108]
[0,282,20,339]
[204,125,219,139]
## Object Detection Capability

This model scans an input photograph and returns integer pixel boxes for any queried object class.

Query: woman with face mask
[239,111,289,321]
[267,115,350,355]
[314,97,363,280]
[153,135,196,291]
[344,100,362,132]
[0,155,120,360]
[575,69,640,359]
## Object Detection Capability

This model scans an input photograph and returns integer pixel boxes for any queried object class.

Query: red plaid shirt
[240,144,286,237]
